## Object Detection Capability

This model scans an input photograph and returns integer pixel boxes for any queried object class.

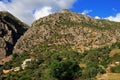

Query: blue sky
[70,0,120,18]
[0,0,120,24]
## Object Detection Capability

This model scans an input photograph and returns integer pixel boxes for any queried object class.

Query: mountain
[0,10,120,80]
[14,9,120,54]
[0,11,29,60]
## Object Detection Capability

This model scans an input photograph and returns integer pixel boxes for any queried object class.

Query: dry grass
[0,55,12,65]
[109,49,120,57]
[79,63,86,68]
[97,73,120,80]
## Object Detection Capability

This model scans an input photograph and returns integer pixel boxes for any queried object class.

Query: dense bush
[82,62,105,79]
[110,54,120,62]
[49,60,82,80]
[111,65,120,73]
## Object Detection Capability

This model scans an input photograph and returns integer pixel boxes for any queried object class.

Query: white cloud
[0,0,76,25]
[95,16,100,19]
[0,2,7,11]
[34,7,52,20]
[105,13,120,22]
[81,10,92,15]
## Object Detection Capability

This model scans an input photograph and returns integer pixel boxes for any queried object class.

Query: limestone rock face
[14,10,120,54]
[0,11,29,60]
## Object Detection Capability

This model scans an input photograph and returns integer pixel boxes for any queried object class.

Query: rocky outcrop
[14,10,120,54]
[0,11,29,60]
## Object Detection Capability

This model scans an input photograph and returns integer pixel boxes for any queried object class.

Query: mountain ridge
[14,10,120,54]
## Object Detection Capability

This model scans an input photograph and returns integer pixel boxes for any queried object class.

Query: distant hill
[14,9,120,54]
[0,11,29,60]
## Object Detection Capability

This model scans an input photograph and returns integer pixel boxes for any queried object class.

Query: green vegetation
[1,42,120,80]
[111,65,120,73]
[49,60,81,80]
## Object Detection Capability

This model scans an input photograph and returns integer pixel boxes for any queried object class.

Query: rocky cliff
[14,10,120,54]
[0,11,29,59]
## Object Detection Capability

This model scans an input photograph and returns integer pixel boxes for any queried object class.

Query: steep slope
[14,9,120,54]
[0,11,29,60]
[0,10,120,80]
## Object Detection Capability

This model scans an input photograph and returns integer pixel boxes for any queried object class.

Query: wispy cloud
[81,10,92,15]
[0,0,76,25]
[0,2,6,10]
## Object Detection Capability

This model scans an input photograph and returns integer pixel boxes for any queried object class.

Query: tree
[49,60,82,80]
[82,62,105,79]
[12,53,19,60]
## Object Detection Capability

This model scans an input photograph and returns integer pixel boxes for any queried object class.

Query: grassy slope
[0,42,120,80]
[97,73,120,80]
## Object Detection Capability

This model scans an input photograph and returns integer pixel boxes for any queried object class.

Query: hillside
[0,11,29,60]
[14,9,120,54]
[0,10,120,80]
[1,41,120,80]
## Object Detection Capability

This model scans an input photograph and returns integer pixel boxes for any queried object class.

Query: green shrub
[19,76,32,80]
[49,60,82,80]
[12,53,19,60]
[110,54,120,62]
[82,62,105,79]
[82,67,97,79]
[111,65,120,73]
